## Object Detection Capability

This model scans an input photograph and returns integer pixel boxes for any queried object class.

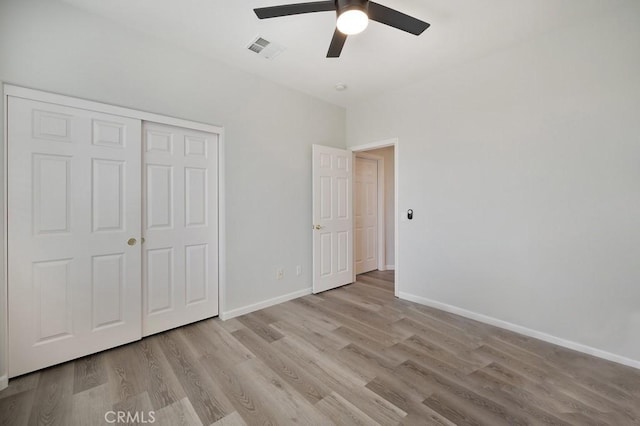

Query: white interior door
[355,157,378,274]
[142,122,218,336]
[312,145,353,293]
[8,97,142,377]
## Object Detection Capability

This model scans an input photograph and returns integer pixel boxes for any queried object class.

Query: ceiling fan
[253,0,430,58]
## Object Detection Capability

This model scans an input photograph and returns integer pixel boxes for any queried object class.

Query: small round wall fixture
[335,83,347,91]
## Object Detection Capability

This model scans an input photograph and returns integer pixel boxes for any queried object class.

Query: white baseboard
[220,287,312,320]
[0,374,7,391]
[399,292,640,371]
[376,265,395,272]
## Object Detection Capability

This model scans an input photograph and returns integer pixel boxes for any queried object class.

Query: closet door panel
[8,97,142,377]
[142,122,218,336]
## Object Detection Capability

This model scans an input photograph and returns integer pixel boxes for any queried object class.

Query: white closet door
[355,157,378,274]
[8,97,142,377]
[142,122,218,336]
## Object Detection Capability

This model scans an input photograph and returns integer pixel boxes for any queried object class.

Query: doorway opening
[351,139,398,297]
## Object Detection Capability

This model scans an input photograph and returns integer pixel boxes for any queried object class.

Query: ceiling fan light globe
[337,9,368,35]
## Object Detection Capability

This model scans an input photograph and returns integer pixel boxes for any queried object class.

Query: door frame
[353,153,385,274]
[350,138,399,297]
[0,84,226,389]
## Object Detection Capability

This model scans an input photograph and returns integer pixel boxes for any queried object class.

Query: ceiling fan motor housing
[336,0,369,16]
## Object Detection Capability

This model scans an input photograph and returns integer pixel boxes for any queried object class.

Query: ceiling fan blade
[254,1,336,19]
[327,28,347,58]
[368,2,430,35]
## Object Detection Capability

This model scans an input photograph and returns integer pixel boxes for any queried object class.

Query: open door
[312,145,353,293]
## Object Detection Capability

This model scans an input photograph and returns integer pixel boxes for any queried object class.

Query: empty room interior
[1,0,639,424]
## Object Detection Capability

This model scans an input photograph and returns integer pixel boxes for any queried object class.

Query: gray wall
[0,0,345,381]
[347,2,640,363]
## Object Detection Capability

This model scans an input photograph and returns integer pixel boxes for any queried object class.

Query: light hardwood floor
[1,270,639,425]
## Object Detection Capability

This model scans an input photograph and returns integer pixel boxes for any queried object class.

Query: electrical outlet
[296,265,302,276]
[276,268,284,280]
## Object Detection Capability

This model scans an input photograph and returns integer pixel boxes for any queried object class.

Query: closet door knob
[127,238,137,246]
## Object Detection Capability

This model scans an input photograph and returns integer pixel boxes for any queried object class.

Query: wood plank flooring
[1,270,639,425]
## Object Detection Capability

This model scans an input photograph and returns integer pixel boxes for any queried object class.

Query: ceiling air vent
[247,36,285,59]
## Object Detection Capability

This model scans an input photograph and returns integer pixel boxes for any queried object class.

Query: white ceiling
[61,0,626,107]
